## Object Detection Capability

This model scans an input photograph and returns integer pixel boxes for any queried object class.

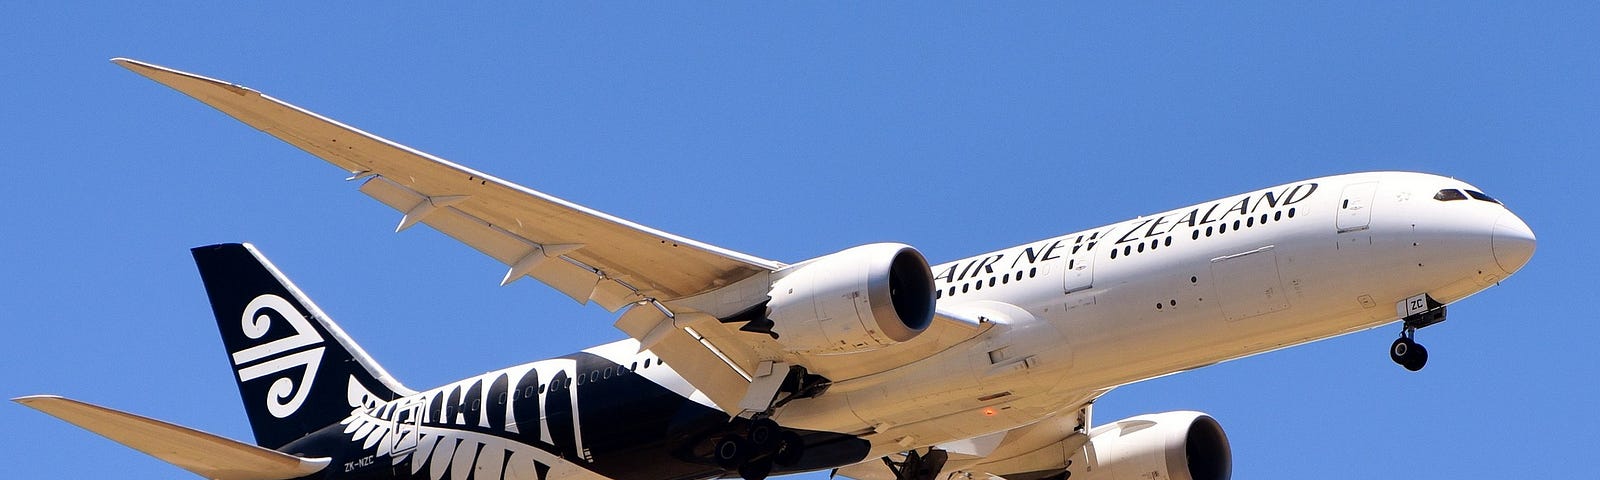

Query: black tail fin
[192,243,413,450]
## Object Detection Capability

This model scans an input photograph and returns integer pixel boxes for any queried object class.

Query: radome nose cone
[1492,212,1536,274]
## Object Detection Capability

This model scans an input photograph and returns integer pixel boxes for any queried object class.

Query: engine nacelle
[1073,411,1232,480]
[764,243,936,354]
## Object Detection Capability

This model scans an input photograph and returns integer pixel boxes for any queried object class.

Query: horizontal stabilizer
[14,395,329,480]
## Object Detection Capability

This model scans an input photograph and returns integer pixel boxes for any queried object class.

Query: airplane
[16,58,1535,480]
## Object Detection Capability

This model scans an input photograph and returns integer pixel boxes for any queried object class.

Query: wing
[116,58,989,414]
[14,395,331,480]
[113,58,781,311]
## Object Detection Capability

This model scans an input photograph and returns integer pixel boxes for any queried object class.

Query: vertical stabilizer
[192,243,413,450]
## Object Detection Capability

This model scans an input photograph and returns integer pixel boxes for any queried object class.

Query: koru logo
[230,294,326,418]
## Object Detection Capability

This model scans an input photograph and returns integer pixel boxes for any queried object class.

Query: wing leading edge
[115,58,992,416]
[111,58,781,311]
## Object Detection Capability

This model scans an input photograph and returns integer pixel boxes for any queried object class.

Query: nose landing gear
[1390,293,1446,371]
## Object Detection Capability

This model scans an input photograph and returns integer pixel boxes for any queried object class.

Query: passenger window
[1434,189,1469,201]
[1465,190,1501,204]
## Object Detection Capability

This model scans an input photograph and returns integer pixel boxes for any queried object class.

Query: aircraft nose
[1491,212,1536,275]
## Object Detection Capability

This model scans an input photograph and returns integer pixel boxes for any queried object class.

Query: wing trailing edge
[14,395,330,480]
[110,57,781,308]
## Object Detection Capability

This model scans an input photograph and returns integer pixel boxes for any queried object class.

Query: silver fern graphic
[339,375,601,480]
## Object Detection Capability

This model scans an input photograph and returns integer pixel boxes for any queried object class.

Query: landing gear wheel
[714,436,750,470]
[1403,342,1428,371]
[1390,335,1428,371]
[737,458,774,480]
[1389,337,1411,364]
[772,431,805,467]
[748,418,778,448]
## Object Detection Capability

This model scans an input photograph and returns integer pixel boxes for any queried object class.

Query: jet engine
[1071,411,1232,480]
[761,243,936,354]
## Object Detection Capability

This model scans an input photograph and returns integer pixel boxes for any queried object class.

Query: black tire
[1390,337,1411,366]
[715,436,749,470]
[772,431,805,467]
[749,418,779,448]
[738,458,774,480]
[1403,342,1429,371]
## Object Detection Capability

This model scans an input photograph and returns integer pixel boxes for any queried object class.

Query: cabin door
[391,401,422,455]
[1063,231,1102,294]
[1337,182,1379,233]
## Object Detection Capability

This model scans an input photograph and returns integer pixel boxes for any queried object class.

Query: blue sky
[2,3,1593,479]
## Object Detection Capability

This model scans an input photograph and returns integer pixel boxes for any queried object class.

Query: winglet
[15,395,330,480]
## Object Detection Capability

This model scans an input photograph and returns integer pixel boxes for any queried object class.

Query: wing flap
[615,306,755,413]
[112,57,780,303]
[14,395,330,480]
[359,176,627,308]
[113,58,1004,416]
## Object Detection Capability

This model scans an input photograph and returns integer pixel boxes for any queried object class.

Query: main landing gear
[717,366,829,480]
[716,418,805,480]
[880,448,949,480]
[1390,294,1446,371]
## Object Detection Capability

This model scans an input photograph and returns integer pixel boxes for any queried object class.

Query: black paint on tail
[192,243,413,450]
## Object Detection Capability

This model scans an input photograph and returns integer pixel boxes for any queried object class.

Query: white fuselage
[400,171,1533,473]
[756,171,1532,458]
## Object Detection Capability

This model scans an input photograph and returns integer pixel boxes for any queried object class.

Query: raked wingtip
[12,394,63,405]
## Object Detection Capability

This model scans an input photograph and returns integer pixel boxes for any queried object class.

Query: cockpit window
[1433,189,1469,201]
[1465,190,1501,204]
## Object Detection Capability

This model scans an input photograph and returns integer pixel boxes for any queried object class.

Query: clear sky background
[2,3,1594,479]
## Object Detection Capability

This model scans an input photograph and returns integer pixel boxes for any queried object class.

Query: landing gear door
[391,400,422,455]
[1063,231,1102,294]
[1337,182,1379,233]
